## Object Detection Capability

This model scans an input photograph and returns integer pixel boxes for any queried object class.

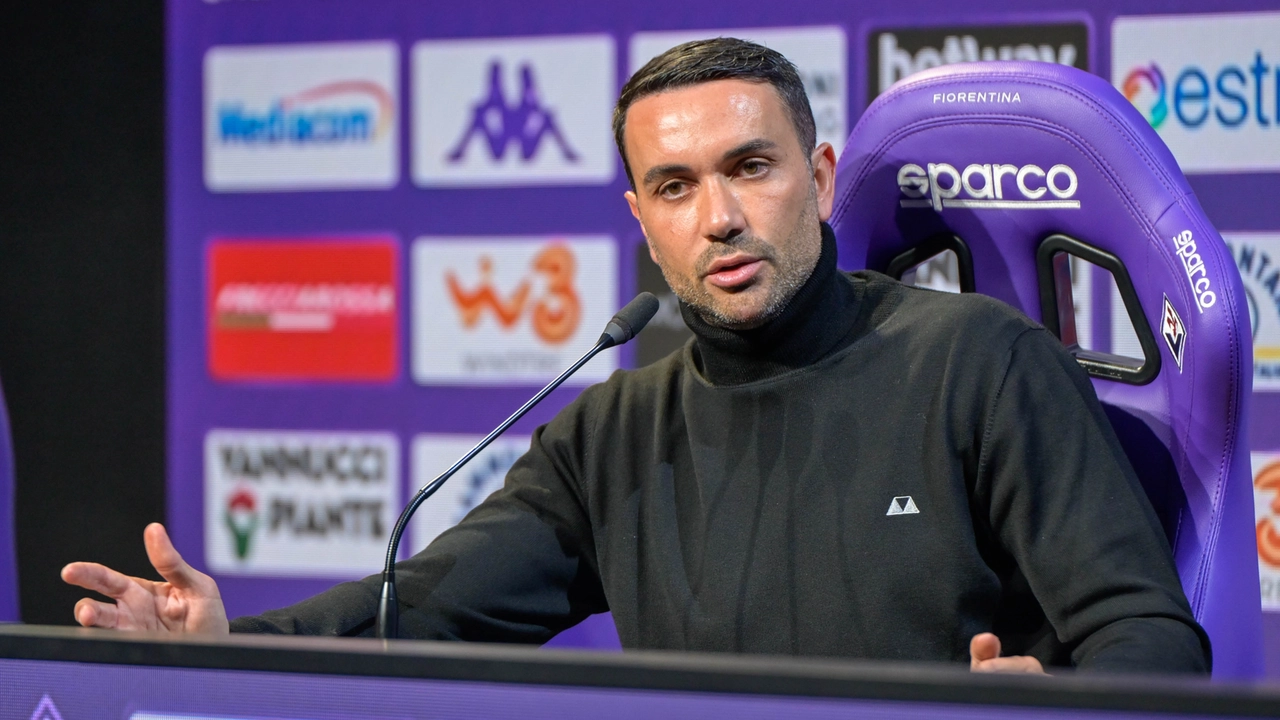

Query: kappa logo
[29,696,63,720]
[897,162,1080,211]
[1162,295,1187,372]
[886,495,920,516]
[447,61,580,164]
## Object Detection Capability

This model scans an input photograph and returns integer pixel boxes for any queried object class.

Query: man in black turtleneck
[63,38,1209,674]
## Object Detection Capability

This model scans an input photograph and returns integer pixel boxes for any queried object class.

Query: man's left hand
[970,633,1046,674]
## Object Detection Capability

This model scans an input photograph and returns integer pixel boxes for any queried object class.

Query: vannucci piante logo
[216,80,394,146]
[897,162,1080,211]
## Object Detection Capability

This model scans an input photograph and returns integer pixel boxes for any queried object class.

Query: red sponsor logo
[209,239,397,381]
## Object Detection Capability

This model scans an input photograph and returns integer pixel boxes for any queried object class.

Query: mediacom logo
[1224,233,1280,390]
[409,434,531,554]
[1113,12,1280,173]
[867,23,1088,104]
[208,239,398,382]
[204,42,399,191]
[411,236,617,384]
[1254,452,1280,610]
[204,430,400,577]
[631,26,848,154]
[412,35,615,187]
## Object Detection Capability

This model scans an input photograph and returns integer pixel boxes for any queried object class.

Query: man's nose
[699,176,746,242]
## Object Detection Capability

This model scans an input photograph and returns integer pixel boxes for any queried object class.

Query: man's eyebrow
[722,139,778,161]
[640,139,781,189]
[642,163,691,189]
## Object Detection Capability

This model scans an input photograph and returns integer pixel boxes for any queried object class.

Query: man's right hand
[61,523,229,635]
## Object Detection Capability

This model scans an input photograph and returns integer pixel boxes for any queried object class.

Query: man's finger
[73,598,121,629]
[970,632,1002,666]
[972,656,1046,674]
[142,523,200,589]
[61,562,146,600]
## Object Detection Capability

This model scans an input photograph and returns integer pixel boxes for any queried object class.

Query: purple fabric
[0,380,17,622]
[830,61,1262,678]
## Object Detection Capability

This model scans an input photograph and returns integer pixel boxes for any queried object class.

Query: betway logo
[898,162,1080,211]
[872,25,1085,99]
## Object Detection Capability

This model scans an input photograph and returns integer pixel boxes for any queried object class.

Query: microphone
[376,293,659,639]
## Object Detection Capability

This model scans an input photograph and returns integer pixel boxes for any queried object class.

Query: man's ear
[811,142,838,221]
[625,190,660,265]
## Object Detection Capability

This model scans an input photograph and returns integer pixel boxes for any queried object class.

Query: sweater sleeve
[974,327,1211,673]
[229,392,608,642]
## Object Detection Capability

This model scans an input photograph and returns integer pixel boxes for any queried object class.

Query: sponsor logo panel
[1254,451,1280,610]
[409,434,531,554]
[412,236,618,384]
[1224,233,1280,390]
[204,42,399,191]
[896,161,1081,211]
[208,239,398,381]
[1113,12,1280,173]
[205,430,400,577]
[412,35,616,186]
[867,23,1088,104]
[634,241,692,367]
[630,27,847,154]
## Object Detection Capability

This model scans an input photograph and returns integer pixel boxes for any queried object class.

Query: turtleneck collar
[680,222,859,386]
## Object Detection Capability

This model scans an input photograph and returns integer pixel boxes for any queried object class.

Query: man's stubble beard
[652,189,823,331]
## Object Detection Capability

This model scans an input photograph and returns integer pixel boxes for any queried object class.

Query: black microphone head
[600,292,660,347]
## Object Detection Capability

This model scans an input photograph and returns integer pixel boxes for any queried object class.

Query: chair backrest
[830,61,1261,678]
[0,378,17,622]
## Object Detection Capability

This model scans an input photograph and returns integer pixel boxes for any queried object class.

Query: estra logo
[411,236,617,384]
[1113,12,1280,173]
[205,42,399,191]
[412,35,615,187]
[205,430,400,577]
[897,161,1080,211]
[208,239,398,382]
[409,434,530,554]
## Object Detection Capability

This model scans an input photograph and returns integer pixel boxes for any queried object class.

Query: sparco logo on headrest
[1172,229,1216,313]
[897,162,1080,211]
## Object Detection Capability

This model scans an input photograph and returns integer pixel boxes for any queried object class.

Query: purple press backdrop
[167,0,1280,672]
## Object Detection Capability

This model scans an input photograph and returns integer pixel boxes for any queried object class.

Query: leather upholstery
[830,61,1262,678]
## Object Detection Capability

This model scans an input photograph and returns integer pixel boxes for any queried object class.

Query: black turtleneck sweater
[232,225,1209,673]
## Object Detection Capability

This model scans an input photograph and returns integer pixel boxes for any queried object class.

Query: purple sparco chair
[830,61,1261,679]
[0,378,17,622]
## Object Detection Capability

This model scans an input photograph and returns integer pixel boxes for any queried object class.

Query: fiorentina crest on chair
[1162,295,1187,372]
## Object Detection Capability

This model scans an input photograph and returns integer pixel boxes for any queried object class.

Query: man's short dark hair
[613,37,817,188]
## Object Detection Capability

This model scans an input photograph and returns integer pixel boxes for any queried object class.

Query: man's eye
[741,160,768,176]
[659,181,686,198]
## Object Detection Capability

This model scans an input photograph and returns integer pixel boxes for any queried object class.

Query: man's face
[623,79,836,329]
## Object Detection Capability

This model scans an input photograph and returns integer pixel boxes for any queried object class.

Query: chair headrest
[830,61,1254,623]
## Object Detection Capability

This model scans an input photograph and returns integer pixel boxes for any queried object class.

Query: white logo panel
[630,27,848,154]
[205,430,400,577]
[409,434,531,555]
[1253,451,1280,611]
[1224,233,1280,390]
[204,42,399,191]
[1112,13,1280,173]
[412,236,618,384]
[412,35,616,186]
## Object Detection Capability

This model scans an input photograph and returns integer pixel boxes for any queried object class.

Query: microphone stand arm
[376,335,614,640]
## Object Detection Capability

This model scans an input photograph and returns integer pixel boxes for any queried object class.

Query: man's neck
[679,222,860,386]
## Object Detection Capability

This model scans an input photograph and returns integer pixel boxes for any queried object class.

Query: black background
[0,1,166,623]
